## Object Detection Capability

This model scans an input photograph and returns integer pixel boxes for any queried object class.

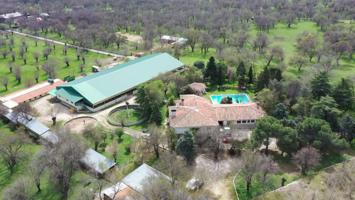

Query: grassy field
[0,34,108,95]
[0,122,42,197]
[180,21,354,84]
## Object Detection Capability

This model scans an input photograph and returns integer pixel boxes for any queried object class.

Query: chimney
[171,109,176,118]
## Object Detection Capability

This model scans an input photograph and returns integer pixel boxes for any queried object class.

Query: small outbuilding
[100,163,171,200]
[81,148,116,175]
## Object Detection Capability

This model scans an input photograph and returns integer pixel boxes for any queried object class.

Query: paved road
[6,30,124,58]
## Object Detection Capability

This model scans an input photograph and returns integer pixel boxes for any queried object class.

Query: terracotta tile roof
[2,79,64,104]
[214,103,265,121]
[169,95,265,128]
[188,82,207,94]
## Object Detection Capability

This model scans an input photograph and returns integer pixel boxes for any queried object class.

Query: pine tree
[216,63,226,86]
[204,56,217,83]
[236,62,248,88]
[332,78,354,110]
[237,61,246,78]
[248,66,254,84]
[256,67,270,92]
[176,132,196,165]
[311,72,331,100]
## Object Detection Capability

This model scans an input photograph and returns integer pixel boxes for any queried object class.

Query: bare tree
[240,150,266,193]
[107,141,118,163]
[29,151,47,193]
[185,29,200,52]
[13,102,33,122]
[196,127,223,161]
[264,46,284,67]
[296,32,319,62]
[33,51,40,63]
[159,152,185,185]
[2,76,8,91]
[34,70,40,83]
[83,124,106,151]
[64,57,70,67]
[42,59,58,79]
[0,133,28,174]
[13,65,22,84]
[43,130,86,199]
[2,177,34,200]
[2,50,8,59]
[253,33,269,54]
[7,62,13,73]
[147,124,162,159]
[292,146,321,175]
[289,55,308,72]
[260,156,279,182]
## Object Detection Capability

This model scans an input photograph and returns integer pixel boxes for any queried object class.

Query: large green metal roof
[56,53,184,105]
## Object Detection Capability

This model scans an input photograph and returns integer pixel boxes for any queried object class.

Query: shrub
[125,146,131,155]
[193,61,205,69]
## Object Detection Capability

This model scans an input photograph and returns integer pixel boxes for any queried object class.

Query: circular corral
[64,116,98,134]
[107,105,146,127]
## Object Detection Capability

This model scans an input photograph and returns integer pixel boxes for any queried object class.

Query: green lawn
[109,108,143,125]
[101,133,134,166]
[235,173,299,200]
[180,48,216,66]
[0,34,108,95]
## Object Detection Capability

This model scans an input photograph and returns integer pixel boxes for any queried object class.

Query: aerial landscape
[0,0,354,199]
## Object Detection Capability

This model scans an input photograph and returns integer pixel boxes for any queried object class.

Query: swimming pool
[210,94,250,104]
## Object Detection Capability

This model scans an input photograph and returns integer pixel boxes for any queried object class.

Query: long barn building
[55,53,184,112]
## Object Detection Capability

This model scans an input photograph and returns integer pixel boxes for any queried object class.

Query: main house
[168,94,265,134]
[55,53,184,112]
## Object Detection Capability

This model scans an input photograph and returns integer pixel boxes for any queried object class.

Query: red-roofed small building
[168,94,265,134]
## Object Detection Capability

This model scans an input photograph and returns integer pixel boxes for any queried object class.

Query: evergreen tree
[339,115,355,143]
[311,72,331,99]
[236,61,246,78]
[311,96,340,131]
[176,132,196,165]
[136,80,165,124]
[251,116,283,155]
[332,78,354,110]
[276,126,299,156]
[216,63,227,86]
[236,62,247,88]
[273,103,289,119]
[269,68,282,81]
[204,56,217,83]
[248,66,254,84]
[256,67,270,92]
[297,117,347,153]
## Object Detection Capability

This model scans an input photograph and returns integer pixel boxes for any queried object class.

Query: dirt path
[7,30,124,58]
[193,155,237,200]
[207,179,234,200]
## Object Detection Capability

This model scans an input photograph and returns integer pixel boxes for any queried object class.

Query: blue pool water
[210,94,250,104]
